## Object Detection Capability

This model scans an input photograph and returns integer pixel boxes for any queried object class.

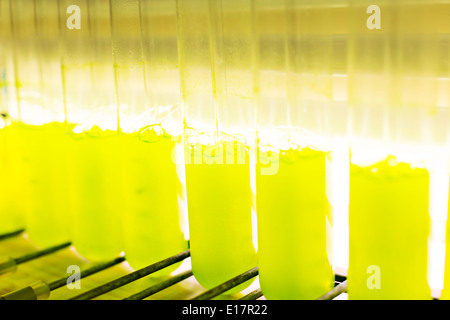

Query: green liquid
[184,141,257,292]
[0,123,27,233]
[256,148,334,300]
[348,157,431,299]
[20,122,73,247]
[69,130,126,261]
[121,132,188,274]
[9,122,187,269]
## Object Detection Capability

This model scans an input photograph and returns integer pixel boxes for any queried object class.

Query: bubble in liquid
[280,147,302,163]
[387,156,398,167]
[139,124,165,143]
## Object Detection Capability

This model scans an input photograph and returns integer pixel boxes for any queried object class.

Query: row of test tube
[0,0,449,300]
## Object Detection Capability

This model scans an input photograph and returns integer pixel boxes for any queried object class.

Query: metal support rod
[239,288,263,300]
[0,242,72,277]
[69,249,191,300]
[14,242,72,265]
[48,256,126,291]
[192,267,259,301]
[0,229,25,241]
[0,256,126,300]
[317,280,347,300]
[123,270,194,300]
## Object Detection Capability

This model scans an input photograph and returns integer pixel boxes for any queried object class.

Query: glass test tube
[176,0,257,291]
[347,0,442,299]
[0,0,14,116]
[110,0,188,274]
[17,0,72,248]
[0,0,32,234]
[59,0,124,260]
[433,0,450,300]
[9,0,70,246]
[0,0,24,233]
[327,1,350,277]
[254,0,335,299]
[9,0,41,119]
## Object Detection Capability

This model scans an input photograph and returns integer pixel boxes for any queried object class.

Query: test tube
[14,0,72,248]
[0,0,24,233]
[176,0,257,292]
[59,0,124,260]
[254,0,336,299]
[347,0,442,299]
[110,0,188,274]
[0,0,15,116]
[434,0,450,300]
[9,0,41,118]
[7,0,71,246]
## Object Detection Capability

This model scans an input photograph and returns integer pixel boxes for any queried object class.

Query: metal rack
[0,229,347,300]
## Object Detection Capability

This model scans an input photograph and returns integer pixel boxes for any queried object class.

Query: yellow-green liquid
[348,157,431,299]
[70,127,187,269]
[69,129,126,261]
[256,148,334,300]
[0,123,27,233]
[20,122,73,247]
[184,141,257,292]
[120,132,188,274]
[4,122,187,270]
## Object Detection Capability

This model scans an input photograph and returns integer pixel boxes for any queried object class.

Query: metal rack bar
[69,249,191,300]
[123,270,194,300]
[0,234,351,300]
[317,281,347,300]
[0,229,25,241]
[0,256,126,300]
[48,256,126,291]
[0,242,72,276]
[192,267,259,301]
[14,242,72,265]
[239,288,263,300]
